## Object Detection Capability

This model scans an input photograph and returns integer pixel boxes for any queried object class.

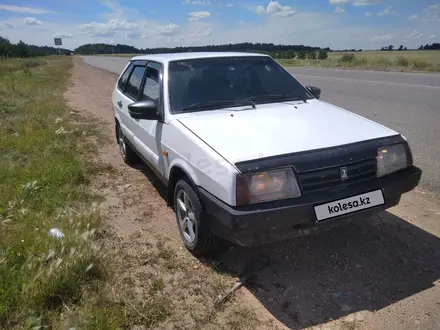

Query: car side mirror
[306,86,321,99]
[128,100,161,120]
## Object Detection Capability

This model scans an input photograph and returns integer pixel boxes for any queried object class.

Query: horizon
[0,1,439,51]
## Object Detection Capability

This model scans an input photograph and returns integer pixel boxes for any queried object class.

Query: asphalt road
[83,56,440,193]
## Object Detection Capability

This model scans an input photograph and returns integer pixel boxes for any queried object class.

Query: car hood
[177,99,398,166]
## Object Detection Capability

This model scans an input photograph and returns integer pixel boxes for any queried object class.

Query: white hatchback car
[112,52,422,255]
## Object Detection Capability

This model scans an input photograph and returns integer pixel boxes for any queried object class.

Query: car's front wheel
[174,179,220,255]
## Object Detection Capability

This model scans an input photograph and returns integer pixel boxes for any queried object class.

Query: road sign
[54,38,62,46]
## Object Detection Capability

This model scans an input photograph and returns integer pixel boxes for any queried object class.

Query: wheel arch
[167,164,199,206]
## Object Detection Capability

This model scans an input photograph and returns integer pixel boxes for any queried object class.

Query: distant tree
[398,45,404,51]
[388,45,394,51]
[297,50,307,59]
[358,49,362,52]
[14,40,32,58]
[306,51,317,60]
[422,43,440,50]
[0,36,11,57]
[404,46,407,51]
[318,50,328,60]
[285,50,295,59]
[419,45,424,50]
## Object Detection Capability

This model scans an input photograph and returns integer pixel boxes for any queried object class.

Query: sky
[0,0,439,50]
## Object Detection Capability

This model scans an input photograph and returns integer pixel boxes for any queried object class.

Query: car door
[113,60,147,143]
[130,61,164,175]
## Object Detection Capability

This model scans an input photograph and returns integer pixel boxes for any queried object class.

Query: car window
[117,63,134,91]
[125,65,146,100]
[141,65,160,105]
[168,56,313,113]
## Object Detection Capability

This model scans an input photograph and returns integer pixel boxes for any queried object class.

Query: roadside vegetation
[0,36,71,57]
[279,50,440,72]
[0,56,115,328]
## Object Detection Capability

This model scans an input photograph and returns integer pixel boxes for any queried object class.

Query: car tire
[116,122,139,165]
[174,179,220,256]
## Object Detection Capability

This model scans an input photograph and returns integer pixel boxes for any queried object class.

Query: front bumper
[198,166,422,247]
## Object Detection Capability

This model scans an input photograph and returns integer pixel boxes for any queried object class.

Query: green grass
[0,56,124,329]
[279,50,440,72]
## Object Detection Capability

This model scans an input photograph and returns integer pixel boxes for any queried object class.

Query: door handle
[117,101,123,108]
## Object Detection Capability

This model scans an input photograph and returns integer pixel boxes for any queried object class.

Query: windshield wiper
[182,100,256,112]
[248,94,309,103]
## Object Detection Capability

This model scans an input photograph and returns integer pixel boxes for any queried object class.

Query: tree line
[0,36,71,58]
[418,43,440,50]
[74,42,331,58]
[380,43,440,51]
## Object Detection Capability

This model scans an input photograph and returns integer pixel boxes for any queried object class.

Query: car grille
[296,158,377,194]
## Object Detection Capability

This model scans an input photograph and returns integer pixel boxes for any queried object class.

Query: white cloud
[429,34,437,39]
[377,6,392,16]
[408,15,418,20]
[329,0,351,4]
[91,30,116,37]
[189,28,212,37]
[364,5,392,16]
[160,23,180,36]
[330,0,387,6]
[80,21,107,32]
[406,30,418,38]
[188,11,211,20]
[0,4,54,14]
[227,4,234,8]
[125,30,144,40]
[353,0,387,6]
[422,4,440,21]
[0,21,14,30]
[255,1,295,17]
[54,31,73,38]
[256,5,265,14]
[370,33,393,42]
[192,0,211,5]
[107,18,137,30]
[183,0,211,5]
[24,17,43,25]
[334,6,346,13]
[267,1,295,16]
[404,30,424,40]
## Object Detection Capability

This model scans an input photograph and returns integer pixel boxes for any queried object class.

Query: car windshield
[168,56,314,113]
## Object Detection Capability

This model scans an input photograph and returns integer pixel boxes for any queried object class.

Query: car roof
[130,51,270,64]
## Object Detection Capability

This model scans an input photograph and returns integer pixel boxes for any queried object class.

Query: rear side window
[125,66,147,100]
[117,63,134,90]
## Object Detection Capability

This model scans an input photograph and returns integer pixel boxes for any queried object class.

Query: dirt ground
[66,58,440,330]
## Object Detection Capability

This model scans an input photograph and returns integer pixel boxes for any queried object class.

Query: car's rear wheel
[174,179,220,255]
[116,122,139,165]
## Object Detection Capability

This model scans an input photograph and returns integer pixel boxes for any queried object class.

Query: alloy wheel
[176,189,197,243]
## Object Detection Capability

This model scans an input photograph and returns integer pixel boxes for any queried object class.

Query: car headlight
[236,168,301,205]
[377,144,409,177]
